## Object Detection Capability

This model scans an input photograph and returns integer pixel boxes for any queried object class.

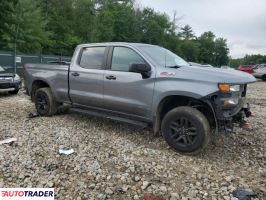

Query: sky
[138,0,266,58]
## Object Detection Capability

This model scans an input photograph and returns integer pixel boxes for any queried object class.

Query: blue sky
[138,0,266,58]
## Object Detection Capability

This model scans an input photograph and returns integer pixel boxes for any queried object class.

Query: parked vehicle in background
[24,42,256,154]
[188,62,201,67]
[0,66,21,94]
[220,66,233,69]
[188,62,213,67]
[253,64,266,81]
[238,65,255,74]
[201,64,214,68]
[47,61,71,65]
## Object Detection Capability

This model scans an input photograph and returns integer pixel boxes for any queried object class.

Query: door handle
[105,75,116,80]
[71,72,80,77]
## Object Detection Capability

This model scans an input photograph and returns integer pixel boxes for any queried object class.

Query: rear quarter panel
[25,64,69,102]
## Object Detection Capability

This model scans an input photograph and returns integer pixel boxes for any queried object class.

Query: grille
[0,83,11,89]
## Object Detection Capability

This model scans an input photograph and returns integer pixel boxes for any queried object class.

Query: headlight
[223,98,239,106]
[218,83,240,92]
[14,74,20,81]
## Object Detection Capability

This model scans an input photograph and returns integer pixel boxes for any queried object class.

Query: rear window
[80,47,106,69]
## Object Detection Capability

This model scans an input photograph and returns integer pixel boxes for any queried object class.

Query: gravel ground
[0,81,265,200]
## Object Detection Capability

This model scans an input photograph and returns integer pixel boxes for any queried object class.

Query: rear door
[103,46,155,119]
[69,46,108,108]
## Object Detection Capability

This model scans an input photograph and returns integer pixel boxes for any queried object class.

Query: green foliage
[0,0,18,49]
[214,38,229,66]
[179,40,200,62]
[0,0,230,64]
[230,54,266,68]
[1,0,49,53]
[180,25,195,40]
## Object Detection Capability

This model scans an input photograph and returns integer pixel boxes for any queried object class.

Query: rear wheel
[161,106,211,154]
[262,75,266,82]
[35,87,59,116]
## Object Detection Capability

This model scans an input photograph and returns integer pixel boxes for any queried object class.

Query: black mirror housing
[129,63,151,78]
[129,63,151,73]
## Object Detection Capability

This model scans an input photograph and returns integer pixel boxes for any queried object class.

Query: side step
[69,107,149,129]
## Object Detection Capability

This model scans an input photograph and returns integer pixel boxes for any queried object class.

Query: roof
[77,42,157,48]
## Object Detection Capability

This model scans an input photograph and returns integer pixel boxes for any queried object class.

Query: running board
[69,108,149,128]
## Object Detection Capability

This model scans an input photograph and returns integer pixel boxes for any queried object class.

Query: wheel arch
[31,79,52,101]
[153,94,217,135]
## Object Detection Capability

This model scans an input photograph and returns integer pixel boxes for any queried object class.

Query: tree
[179,40,200,62]
[40,0,81,55]
[0,0,231,63]
[230,54,266,68]
[0,0,18,50]
[180,25,195,40]
[140,8,172,46]
[214,38,229,66]
[197,31,216,64]
[72,0,96,43]
[2,0,49,53]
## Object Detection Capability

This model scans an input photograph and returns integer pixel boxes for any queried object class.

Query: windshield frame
[138,45,190,68]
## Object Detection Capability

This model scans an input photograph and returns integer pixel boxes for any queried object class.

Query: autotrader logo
[0,188,54,200]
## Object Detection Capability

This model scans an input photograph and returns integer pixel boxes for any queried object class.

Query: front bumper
[206,85,252,131]
[0,81,21,92]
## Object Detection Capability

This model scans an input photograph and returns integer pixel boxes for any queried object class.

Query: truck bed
[25,63,70,102]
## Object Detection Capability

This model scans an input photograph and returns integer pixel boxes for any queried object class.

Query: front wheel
[34,87,59,116]
[161,106,211,154]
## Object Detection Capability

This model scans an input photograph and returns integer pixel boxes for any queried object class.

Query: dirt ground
[0,81,265,200]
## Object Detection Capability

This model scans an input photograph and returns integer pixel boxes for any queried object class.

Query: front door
[103,46,155,119]
[69,46,107,108]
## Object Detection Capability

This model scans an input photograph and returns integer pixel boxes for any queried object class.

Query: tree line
[230,54,266,68]
[0,0,231,66]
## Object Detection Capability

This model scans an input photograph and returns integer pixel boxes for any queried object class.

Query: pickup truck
[24,42,256,154]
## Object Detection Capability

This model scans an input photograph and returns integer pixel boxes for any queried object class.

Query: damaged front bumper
[207,85,253,132]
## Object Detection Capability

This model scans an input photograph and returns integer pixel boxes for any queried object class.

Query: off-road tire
[161,106,211,155]
[34,87,59,116]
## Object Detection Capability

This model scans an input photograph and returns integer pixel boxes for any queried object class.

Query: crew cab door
[69,46,108,108]
[103,46,155,119]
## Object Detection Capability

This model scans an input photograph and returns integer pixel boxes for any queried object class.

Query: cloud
[138,0,266,58]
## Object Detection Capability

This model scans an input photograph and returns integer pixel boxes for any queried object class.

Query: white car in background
[253,64,266,81]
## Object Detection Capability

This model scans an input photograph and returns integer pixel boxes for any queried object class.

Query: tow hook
[244,108,253,118]
[243,103,253,118]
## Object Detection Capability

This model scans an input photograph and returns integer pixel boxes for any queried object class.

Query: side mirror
[129,63,151,73]
[129,63,151,78]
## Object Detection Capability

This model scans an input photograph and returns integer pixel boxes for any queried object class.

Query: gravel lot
[0,81,265,200]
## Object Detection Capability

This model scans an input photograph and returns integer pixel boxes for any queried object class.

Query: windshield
[139,45,190,67]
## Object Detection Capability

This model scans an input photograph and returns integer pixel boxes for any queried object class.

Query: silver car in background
[0,66,21,94]
[253,64,266,81]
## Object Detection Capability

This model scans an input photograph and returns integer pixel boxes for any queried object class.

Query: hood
[177,65,256,84]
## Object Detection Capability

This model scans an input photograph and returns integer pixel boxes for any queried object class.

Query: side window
[80,47,105,69]
[111,47,146,72]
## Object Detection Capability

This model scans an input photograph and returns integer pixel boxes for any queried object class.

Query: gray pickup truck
[24,43,256,154]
